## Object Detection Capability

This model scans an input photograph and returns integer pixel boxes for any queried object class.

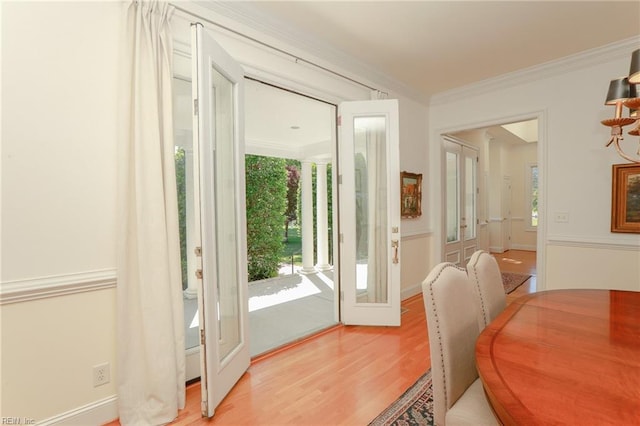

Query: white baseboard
[510,244,537,251]
[489,246,505,253]
[39,396,118,426]
[401,283,422,301]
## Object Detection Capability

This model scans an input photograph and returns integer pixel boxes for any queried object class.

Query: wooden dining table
[475,289,640,425]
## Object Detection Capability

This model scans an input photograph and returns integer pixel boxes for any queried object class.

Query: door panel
[191,23,249,417]
[443,139,478,266]
[444,149,460,263]
[339,100,400,326]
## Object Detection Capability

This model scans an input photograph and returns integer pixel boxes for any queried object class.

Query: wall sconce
[601,48,640,163]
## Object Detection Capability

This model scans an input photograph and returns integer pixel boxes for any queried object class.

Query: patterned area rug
[369,370,433,426]
[501,272,531,294]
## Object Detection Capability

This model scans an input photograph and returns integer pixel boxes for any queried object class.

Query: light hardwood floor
[107,250,536,426]
[492,249,537,304]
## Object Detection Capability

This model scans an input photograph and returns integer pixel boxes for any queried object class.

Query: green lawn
[281,224,302,266]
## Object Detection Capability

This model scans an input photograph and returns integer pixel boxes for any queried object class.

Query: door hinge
[195,269,203,279]
[340,290,344,301]
[339,233,344,243]
[338,174,342,184]
[193,98,199,116]
[194,246,202,256]
[200,328,205,345]
[337,115,342,126]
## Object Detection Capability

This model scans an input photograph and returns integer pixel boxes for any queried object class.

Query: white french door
[443,139,478,266]
[191,23,250,417]
[338,100,401,326]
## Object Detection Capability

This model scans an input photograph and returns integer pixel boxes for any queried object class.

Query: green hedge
[245,155,287,281]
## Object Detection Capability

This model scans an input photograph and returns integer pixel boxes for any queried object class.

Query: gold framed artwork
[401,171,422,218]
[611,163,640,233]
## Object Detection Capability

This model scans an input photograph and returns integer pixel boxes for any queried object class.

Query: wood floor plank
[106,250,536,425]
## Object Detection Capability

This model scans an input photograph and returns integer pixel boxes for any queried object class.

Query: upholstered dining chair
[422,263,498,426]
[466,250,506,330]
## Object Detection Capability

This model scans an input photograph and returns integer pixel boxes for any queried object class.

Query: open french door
[338,100,401,326]
[191,23,250,417]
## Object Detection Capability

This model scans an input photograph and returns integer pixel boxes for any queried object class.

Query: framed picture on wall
[401,171,422,218]
[611,163,640,233]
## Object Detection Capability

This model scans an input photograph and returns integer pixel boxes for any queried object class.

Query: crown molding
[431,36,640,106]
[177,3,636,108]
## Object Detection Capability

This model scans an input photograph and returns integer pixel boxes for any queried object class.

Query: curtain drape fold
[117,1,185,424]
[366,128,388,302]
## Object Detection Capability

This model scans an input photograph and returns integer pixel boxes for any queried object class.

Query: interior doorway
[446,118,539,258]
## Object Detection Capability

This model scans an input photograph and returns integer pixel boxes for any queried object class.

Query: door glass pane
[211,65,241,362]
[353,116,388,304]
[464,155,476,240]
[530,165,539,227]
[446,152,459,243]
[173,77,200,351]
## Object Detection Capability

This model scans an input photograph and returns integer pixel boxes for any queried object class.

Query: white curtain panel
[366,128,388,303]
[367,89,389,302]
[117,1,185,424]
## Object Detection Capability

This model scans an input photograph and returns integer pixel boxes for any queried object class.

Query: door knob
[391,240,399,264]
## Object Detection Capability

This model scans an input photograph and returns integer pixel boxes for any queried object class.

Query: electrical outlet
[93,363,110,387]
[554,212,569,223]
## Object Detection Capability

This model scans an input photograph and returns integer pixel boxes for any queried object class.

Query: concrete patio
[183,268,336,357]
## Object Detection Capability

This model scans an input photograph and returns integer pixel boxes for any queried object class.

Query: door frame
[171,6,407,386]
[434,111,546,290]
[243,76,342,337]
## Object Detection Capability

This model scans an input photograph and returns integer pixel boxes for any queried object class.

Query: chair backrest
[422,263,481,426]
[466,250,506,329]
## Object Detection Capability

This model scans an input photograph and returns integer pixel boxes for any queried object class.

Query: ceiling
[245,79,335,160]
[241,1,640,100]
[190,2,639,151]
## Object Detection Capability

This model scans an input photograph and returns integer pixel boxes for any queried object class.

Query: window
[527,164,538,229]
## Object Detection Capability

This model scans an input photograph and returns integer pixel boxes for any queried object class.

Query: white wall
[1,1,120,423]
[397,96,431,297]
[430,38,640,291]
[1,1,118,280]
[0,1,431,422]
